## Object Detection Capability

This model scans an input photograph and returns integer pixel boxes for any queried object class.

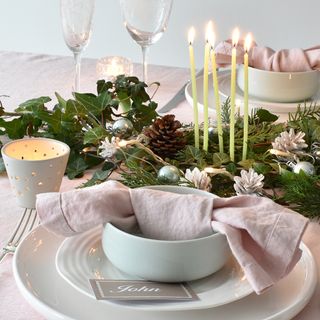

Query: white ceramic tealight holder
[1,138,70,209]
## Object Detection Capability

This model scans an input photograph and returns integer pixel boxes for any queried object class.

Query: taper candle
[209,31,224,153]
[188,27,199,149]
[242,33,252,161]
[229,27,240,162]
[203,21,213,152]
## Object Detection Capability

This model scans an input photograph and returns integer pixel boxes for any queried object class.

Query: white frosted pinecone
[185,167,211,192]
[272,128,307,152]
[234,168,264,195]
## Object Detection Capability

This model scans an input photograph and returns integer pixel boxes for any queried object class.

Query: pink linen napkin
[36,180,308,294]
[215,40,320,72]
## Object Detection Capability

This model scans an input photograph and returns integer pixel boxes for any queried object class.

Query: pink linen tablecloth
[0,51,319,320]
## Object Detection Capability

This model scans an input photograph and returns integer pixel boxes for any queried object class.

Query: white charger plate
[185,70,320,114]
[13,226,317,320]
[55,226,253,311]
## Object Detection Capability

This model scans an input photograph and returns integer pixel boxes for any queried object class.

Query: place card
[89,279,198,301]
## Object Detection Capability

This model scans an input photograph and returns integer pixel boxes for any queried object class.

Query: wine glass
[60,0,95,92]
[119,0,173,83]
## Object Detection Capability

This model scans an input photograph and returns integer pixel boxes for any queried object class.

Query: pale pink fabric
[215,40,320,71]
[36,180,308,294]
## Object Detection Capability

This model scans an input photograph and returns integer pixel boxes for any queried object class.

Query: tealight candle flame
[188,27,195,45]
[232,27,240,47]
[244,33,252,53]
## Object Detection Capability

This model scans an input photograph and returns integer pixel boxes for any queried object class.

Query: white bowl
[102,185,230,283]
[237,65,320,103]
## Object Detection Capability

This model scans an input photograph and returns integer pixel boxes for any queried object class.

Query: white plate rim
[13,225,318,320]
[55,226,253,311]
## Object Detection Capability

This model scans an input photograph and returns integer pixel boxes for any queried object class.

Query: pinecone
[143,114,186,158]
[234,168,264,195]
[272,128,307,152]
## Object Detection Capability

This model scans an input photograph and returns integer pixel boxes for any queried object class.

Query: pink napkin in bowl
[36,180,308,295]
[215,39,320,72]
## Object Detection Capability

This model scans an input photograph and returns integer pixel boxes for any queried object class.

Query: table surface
[0,51,319,320]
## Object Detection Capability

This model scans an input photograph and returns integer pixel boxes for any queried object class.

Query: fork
[0,208,39,263]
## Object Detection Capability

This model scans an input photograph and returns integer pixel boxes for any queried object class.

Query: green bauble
[112,118,133,139]
[157,165,180,183]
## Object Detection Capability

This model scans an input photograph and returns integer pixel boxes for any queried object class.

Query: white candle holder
[1,138,70,209]
[96,56,133,81]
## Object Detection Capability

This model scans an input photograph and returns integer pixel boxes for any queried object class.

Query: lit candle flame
[209,30,216,49]
[188,27,195,45]
[205,21,214,44]
[244,33,252,53]
[232,27,240,47]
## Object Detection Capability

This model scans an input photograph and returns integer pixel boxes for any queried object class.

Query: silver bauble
[112,118,133,139]
[293,161,316,175]
[157,165,180,183]
[208,126,215,140]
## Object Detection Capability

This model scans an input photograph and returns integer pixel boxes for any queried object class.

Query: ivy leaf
[74,92,102,115]
[212,152,230,166]
[238,159,255,169]
[16,97,51,113]
[226,162,237,175]
[97,91,112,109]
[66,154,88,179]
[97,79,113,94]
[79,161,116,188]
[83,126,108,145]
[184,145,203,161]
[0,118,26,139]
[34,108,62,133]
[117,91,131,112]
[253,162,272,175]
[65,99,87,118]
[55,92,67,110]
[256,109,278,123]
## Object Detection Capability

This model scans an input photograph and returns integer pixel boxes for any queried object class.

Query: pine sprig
[288,102,320,122]
[120,162,161,188]
[278,171,320,218]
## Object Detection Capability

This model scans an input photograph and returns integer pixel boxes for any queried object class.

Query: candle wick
[189,41,192,46]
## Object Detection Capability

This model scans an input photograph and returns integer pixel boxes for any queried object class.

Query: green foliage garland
[0,76,320,218]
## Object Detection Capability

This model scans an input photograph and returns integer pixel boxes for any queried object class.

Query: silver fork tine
[10,209,33,246]
[27,209,38,233]
[0,208,38,263]
[6,208,29,245]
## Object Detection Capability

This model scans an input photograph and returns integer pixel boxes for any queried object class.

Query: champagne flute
[119,0,173,83]
[60,0,95,92]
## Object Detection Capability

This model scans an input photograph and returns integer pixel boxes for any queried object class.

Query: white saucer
[185,70,320,114]
[13,226,317,320]
[55,227,253,311]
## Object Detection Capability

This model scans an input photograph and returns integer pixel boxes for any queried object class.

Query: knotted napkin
[36,180,308,294]
[215,40,320,72]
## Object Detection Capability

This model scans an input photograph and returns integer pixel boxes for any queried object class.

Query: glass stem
[141,45,149,84]
[74,52,82,92]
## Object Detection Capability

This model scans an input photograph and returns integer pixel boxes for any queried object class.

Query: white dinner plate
[13,226,317,320]
[55,227,253,311]
[185,70,320,114]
